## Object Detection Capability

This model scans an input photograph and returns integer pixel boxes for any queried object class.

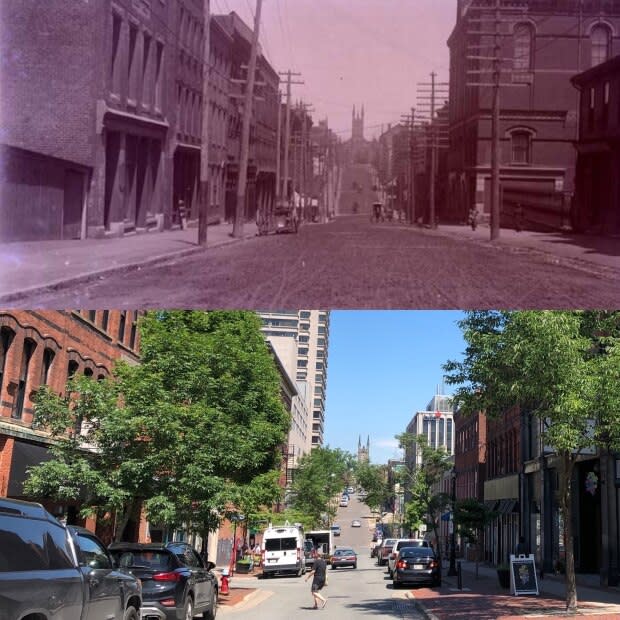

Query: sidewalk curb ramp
[405,591,439,620]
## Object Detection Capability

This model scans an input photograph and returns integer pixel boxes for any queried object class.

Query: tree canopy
[26,311,290,541]
[443,310,620,611]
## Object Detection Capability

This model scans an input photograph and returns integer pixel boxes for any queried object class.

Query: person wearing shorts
[305,549,327,609]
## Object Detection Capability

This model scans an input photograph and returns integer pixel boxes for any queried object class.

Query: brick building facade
[0,310,141,530]
[447,0,620,231]
[0,4,278,242]
[572,54,620,234]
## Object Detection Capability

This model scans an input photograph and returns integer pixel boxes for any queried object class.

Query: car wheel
[331,565,337,570]
[433,578,442,588]
[183,597,194,620]
[123,606,139,620]
[203,589,218,620]
[353,564,357,569]
[392,580,400,589]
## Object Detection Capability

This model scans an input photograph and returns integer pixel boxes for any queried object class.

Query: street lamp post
[448,468,457,577]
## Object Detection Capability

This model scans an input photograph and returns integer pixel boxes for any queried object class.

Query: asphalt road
[220,494,425,619]
[18,215,620,309]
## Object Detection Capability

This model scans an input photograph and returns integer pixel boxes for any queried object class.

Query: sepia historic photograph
[1,0,619,307]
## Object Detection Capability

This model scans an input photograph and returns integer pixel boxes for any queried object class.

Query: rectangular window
[142,33,152,109]
[297,359,307,368]
[118,311,127,343]
[128,23,138,104]
[315,362,324,370]
[589,87,595,131]
[154,41,164,112]
[299,311,311,319]
[511,132,530,164]
[101,310,110,332]
[298,335,309,343]
[603,82,610,128]
[110,12,122,96]
[298,348,308,356]
[129,314,138,350]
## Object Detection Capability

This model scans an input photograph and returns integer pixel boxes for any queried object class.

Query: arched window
[511,131,532,164]
[0,327,15,396]
[591,25,611,67]
[514,23,533,71]
[40,348,55,386]
[12,338,36,420]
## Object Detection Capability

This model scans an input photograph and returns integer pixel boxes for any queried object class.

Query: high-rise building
[404,393,455,472]
[259,310,329,452]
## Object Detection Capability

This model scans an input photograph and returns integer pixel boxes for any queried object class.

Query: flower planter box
[235,561,253,574]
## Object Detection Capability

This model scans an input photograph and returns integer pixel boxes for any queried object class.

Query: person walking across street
[305,549,327,609]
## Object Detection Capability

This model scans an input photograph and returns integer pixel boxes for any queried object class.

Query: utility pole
[417,73,449,229]
[400,109,415,225]
[466,0,526,241]
[275,90,282,202]
[299,101,314,221]
[232,0,262,238]
[198,0,211,246]
[278,70,304,205]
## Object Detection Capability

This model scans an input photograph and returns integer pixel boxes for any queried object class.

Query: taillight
[429,560,438,569]
[397,560,407,569]
[160,598,176,607]
[297,548,301,562]
[153,571,182,582]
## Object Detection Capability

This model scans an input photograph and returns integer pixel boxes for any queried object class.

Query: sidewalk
[0,221,258,301]
[421,223,620,276]
[409,560,620,620]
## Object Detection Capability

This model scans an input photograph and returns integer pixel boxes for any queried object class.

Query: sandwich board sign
[510,554,539,596]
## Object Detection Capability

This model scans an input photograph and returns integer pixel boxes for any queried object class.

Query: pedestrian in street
[305,549,327,609]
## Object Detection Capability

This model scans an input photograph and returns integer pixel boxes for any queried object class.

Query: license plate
[413,564,423,569]
[268,559,277,563]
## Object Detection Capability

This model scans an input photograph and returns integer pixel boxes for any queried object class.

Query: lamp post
[448,468,457,577]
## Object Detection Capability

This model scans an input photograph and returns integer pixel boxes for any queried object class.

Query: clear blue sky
[323,311,466,464]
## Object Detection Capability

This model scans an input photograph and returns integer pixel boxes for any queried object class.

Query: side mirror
[206,561,216,571]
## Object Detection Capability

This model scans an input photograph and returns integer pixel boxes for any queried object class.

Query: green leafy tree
[289,447,351,527]
[353,462,390,512]
[396,433,452,547]
[444,310,620,612]
[26,311,290,542]
[454,498,496,577]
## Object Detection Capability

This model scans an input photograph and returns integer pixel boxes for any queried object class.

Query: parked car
[388,539,431,578]
[261,524,306,577]
[339,498,349,508]
[109,541,218,620]
[351,519,362,528]
[346,486,355,494]
[392,546,441,588]
[377,538,398,566]
[330,525,341,537]
[0,497,142,620]
[330,548,357,569]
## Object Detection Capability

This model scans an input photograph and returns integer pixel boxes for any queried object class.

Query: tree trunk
[560,451,578,612]
[114,500,135,542]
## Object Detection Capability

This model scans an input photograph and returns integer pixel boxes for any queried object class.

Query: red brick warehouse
[0,311,141,528]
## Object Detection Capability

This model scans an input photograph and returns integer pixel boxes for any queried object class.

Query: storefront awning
[497,499,519,514]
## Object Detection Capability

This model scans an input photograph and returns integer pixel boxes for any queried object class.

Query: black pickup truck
[0,497,142,620]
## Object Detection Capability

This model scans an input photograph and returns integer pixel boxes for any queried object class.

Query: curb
[220,588,273,612]
[0,231,258,304]
[414,225,620,280]
[404,591,440,620]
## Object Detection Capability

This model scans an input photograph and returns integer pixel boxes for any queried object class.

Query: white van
[262,523,306,577]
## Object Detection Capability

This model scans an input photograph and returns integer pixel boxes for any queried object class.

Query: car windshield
[335,549,355,555]
[400,547,434,558]
[110,549,172,571]
[384,539,397,546]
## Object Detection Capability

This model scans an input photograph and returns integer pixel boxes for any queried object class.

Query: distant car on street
[339,497,349,507]
[392,546,441,588]
[330,548,358,570]
[330,525,341,537]
[351,519,362,528]
[377,538,398,566]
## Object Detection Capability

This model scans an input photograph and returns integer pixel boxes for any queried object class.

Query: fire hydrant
[220,568,230,595]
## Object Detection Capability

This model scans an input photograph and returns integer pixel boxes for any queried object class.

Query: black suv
[0,498,142,620]
[109,541,218,620]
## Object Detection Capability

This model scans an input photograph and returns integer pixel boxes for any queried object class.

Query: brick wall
[0,310,141,428]
[0,0,100,167]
